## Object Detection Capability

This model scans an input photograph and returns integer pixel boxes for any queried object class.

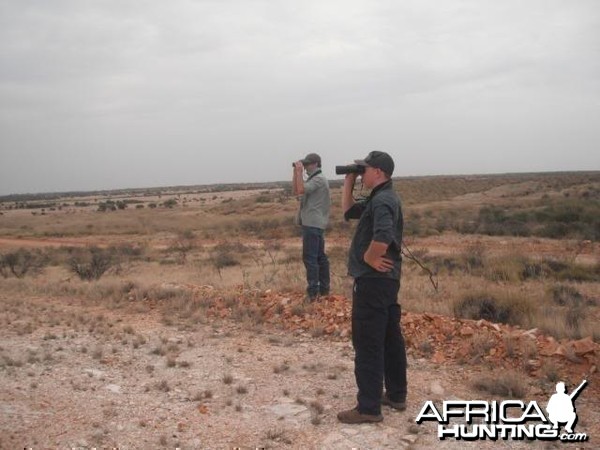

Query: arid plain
[1,172,599,449]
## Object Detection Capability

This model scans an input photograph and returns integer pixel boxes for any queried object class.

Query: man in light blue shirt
[292,153,331,301]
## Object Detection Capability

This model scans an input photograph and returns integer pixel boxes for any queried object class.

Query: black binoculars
[335,164,365,175]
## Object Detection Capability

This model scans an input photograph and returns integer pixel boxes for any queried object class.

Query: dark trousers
[302,226,330,297]
[352,277,407,415]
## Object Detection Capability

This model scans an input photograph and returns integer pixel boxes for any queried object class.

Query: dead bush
[0,248,45,278]
[211,251,239,270]
[168,230,195,264]
[453,292,534,327]
[549,285,585,307]
[68,247,116,281]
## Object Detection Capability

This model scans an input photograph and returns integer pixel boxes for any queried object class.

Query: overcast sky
[0,0,599,195]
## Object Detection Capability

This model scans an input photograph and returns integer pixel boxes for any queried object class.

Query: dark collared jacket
[344,180,403,280]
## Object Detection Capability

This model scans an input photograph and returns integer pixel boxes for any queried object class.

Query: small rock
[341,427,359,436]
[106,384,122,394]
[268,403,308,418]
[571,336,596,356]
[431,351,445,364]
[84,369,105,378]
[527,359,540,369]
[429,381,445,397]
[460,326,474,336]
[401,434,418,444]
[522,328,538,339]
[408,424,421,434]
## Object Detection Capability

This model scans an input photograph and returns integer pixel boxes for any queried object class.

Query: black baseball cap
[300,153,321,166]
[354,151,394,176]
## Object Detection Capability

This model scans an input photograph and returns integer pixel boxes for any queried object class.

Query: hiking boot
[381,394,406,411]
[319,289,330,297]
[337,407,383,424]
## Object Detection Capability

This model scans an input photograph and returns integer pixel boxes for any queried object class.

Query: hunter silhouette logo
[546,380,587,434]
[416,379,589,442]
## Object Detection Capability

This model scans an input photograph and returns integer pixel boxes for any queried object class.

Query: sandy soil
[1,292,598,449]
[1,175,598,448]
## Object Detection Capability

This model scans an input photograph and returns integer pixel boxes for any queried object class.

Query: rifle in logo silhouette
[568,380,587,400]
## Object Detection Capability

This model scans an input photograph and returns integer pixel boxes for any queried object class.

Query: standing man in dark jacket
[337,150,407,424]
[292,153,331,301]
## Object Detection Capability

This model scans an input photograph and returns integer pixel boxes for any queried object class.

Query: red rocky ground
[166,284,600,397]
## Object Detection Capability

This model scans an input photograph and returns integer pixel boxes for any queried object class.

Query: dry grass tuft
[273,361,290,374]
[472,370,527,398]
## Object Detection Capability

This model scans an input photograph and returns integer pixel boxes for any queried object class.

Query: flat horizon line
[1,169,598,200]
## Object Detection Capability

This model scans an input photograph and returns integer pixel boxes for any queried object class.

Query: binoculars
[335,164,365,175]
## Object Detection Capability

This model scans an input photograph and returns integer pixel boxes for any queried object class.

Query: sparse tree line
[0,198,183,213]
[406,195,599,241]
[0,180,291,205]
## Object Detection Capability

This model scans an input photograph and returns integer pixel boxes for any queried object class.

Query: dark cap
[300,153,321,166]
[354,151,394,176]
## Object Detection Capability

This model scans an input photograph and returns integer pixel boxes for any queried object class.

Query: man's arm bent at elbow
[364,240,394,272]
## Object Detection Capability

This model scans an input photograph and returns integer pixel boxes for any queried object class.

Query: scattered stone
[401,434,418,444]
[84,369,105,378]
[340,427,359,436]
[268,403,308,419]
[522,328,539,339]
[105,384,121,394]
[571,336,596,356]
[431,351,445,364]
[407,424,420,434]
[429,381,445,397]
[460,326,474,337]
[526,360,541,370]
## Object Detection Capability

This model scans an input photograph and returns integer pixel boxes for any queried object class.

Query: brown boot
[381,394,406,411]
[337,407,383,424]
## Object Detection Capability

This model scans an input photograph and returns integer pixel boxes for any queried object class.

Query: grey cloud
[0,0,599,194]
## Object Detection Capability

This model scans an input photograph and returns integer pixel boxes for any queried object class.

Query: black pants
[352,277,407,415]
